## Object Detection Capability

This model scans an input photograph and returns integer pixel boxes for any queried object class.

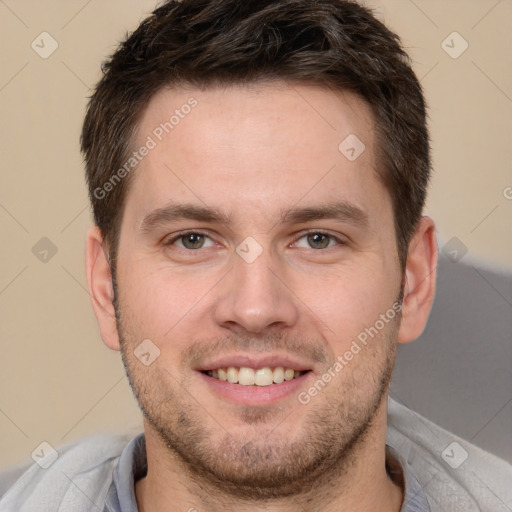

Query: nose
[213,246,300,335]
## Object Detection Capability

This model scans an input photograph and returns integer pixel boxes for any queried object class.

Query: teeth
[226,366,238,384]
[284,368,295,381]
[254,367,273,386]
[273,367,285,384]
[206,366,306,386]
[238,367,255,385]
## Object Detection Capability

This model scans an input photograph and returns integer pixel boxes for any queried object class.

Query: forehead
[125,82,389,228]
[136,81,376,160]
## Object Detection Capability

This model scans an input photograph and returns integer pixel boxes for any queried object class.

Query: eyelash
[163,230,345,251]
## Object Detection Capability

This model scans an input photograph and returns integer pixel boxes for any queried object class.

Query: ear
[398,216,438,344]
[85,226,121,351]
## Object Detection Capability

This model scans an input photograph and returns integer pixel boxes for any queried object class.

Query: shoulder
[387,397,512,512]
[0,433,136,512]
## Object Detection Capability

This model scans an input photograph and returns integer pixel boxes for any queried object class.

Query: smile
[203,366,309,386]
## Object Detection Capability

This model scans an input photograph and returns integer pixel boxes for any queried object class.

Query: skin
[86,82,437,512]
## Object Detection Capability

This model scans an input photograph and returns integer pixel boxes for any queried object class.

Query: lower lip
[197,371,312,406]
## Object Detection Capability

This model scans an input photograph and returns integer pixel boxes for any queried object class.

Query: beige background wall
[1,0,511,470]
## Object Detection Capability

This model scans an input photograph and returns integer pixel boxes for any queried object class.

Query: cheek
[117,256,218,343]
[301,262,399,349]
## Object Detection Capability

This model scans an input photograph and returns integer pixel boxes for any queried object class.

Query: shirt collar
[104,433,146,512]
[387,445,431,512]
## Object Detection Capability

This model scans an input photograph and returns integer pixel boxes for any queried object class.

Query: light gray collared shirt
[2,398,511,511]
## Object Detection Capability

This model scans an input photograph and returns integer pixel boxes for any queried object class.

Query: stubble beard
[113,280,400,500]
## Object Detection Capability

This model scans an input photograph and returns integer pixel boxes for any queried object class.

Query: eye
[294,232,342,250]
[167,232,215,250]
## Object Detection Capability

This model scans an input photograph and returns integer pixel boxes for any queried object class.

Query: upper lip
[196,353,313,372]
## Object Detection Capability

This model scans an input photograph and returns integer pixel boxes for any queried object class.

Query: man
[1,0,511,511]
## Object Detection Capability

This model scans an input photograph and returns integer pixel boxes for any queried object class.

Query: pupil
[309,233,328,249]
[185,233,203,248]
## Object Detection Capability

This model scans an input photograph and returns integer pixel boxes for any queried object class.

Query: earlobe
[397,217,438,344]
[85,226,121,351]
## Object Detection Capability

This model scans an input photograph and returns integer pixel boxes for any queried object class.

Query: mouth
[202,366,310,386]
[196,355,314,406]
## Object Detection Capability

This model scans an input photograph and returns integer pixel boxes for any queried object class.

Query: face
[112,82,404,496]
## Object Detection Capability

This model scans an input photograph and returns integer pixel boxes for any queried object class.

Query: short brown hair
[81,0,430,270]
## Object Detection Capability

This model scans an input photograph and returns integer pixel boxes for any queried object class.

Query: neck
[135,398,403,512]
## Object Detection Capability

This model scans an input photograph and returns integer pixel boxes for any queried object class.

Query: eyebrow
[280,201,368,227]
[139,203,230,234]
[139,200,368,234]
